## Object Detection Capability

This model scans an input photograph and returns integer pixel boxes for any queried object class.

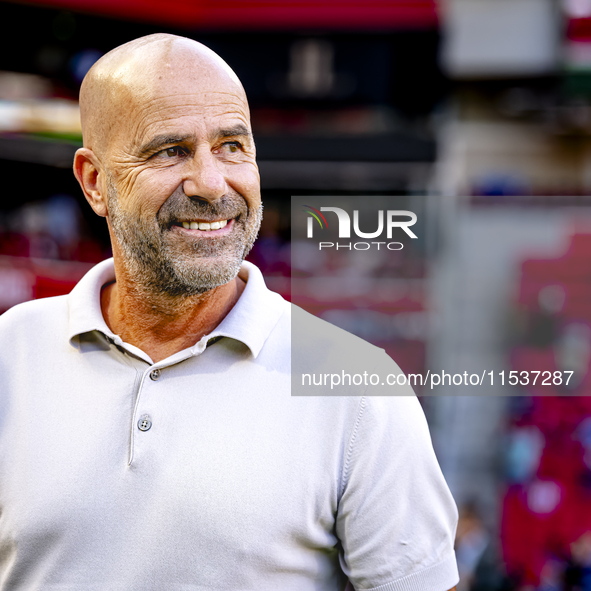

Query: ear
[73,148,108,218]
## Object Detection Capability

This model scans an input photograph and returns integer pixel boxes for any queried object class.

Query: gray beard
[107,179,262,297]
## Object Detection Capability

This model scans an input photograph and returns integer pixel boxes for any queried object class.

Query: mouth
[178,219,229,231]
[171,217,235,236]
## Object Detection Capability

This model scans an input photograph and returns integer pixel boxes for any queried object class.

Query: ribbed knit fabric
[362,555,459,591]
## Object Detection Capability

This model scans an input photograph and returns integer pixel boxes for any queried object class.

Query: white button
[150,369,161,381]
[138,416,152,431]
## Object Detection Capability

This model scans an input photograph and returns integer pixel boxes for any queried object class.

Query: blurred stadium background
[2,0,591,588]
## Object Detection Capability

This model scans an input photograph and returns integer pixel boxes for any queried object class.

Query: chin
[165,257,244,295]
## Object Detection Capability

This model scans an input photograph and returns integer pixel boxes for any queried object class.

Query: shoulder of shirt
[284,302,408,397]
[281,307,426,447]
[285,302,385,357]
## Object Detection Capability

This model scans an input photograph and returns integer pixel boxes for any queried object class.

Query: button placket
[138,369,159,433]
[128,366,163,465]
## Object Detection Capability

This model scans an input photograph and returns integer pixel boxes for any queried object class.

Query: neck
[101,263,246,363]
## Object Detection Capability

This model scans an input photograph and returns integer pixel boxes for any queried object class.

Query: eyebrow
[137,125,253,158]
[215,124,253,141]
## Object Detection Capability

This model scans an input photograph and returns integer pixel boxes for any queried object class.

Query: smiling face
[80,36,262,296]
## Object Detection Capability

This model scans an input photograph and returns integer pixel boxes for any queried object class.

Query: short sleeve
[336,354,459,591]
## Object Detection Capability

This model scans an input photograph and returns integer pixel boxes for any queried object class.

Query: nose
[182,147,227,202]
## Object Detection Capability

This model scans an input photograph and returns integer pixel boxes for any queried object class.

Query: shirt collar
[67,258,286,359]
[201,261,285,358]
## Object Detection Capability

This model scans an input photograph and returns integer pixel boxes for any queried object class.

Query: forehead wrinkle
[136,100,249,118]
[131,71,248,113]
[131,93,250,125]
[122,97,249,149]
[134,111,250,143]
[133,95,250,118]
[131,100,251,139]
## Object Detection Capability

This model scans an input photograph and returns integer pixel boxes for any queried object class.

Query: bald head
[79,33,246,158]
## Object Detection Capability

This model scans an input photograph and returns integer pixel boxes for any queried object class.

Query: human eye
[159,146,187,158]
[222,141,242,153]
[212,140,244,156]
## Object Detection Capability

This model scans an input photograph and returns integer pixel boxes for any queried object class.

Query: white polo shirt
[0,259,458,591]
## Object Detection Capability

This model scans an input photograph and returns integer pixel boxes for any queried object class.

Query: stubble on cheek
[106,178,262,296]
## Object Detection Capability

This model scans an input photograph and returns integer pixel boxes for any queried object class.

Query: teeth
[181,220,229,231]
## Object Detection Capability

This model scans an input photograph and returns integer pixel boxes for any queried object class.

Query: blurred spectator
[565,531,591,591]
[0,193,105,263]
[457,503,491,591]
[456,503,513,591]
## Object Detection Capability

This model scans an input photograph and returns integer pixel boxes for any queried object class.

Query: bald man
[0,34,459,590]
